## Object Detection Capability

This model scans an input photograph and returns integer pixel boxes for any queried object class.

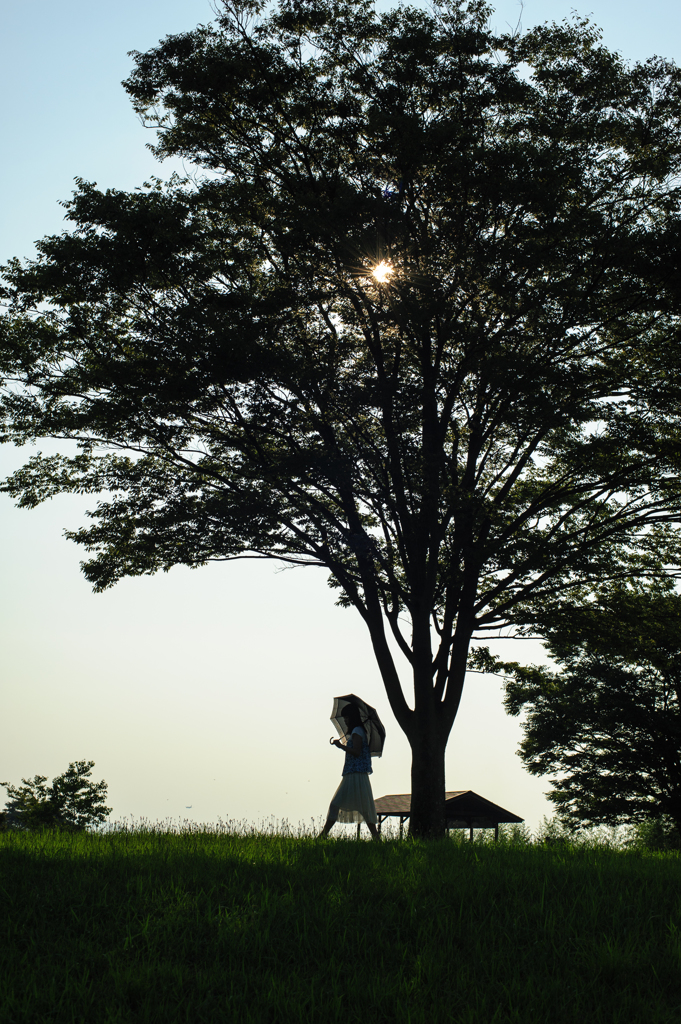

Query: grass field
[1,820,680,1024]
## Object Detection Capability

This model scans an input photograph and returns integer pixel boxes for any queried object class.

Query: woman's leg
[319,808,338,837]
[367,822,380,842]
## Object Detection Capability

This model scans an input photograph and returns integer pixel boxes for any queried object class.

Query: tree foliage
[483,588,681,832]
[2,0,681,834]
[1,760,111,832]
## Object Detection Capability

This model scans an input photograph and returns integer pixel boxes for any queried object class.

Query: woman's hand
[329,733,360,757]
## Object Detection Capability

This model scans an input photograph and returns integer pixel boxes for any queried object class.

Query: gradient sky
[1,0,679,835]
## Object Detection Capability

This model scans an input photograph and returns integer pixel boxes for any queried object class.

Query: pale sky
[1,0,679,835]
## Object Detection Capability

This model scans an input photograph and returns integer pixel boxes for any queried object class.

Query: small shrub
[626,816,681,852]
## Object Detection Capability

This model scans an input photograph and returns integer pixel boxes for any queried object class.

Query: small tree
[480,589,681,834]
[628,816,681,852]
[1,760,112,831]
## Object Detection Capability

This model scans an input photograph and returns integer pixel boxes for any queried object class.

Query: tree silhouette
[3,1,681,835]
[490,589,681,833]
[1,761,111,832]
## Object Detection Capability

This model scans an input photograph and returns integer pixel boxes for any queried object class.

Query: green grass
[1,821,680,1023]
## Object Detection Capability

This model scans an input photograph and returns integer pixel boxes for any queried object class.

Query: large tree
[3,0,681,836]
[490,588,681,833]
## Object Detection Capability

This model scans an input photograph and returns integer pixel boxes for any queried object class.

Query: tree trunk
[406,637,448,838]
[404,614,473,839]
[408,727,447,839]
[363,583,474,840]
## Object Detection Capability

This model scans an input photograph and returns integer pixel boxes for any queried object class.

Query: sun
[372,260,393,283]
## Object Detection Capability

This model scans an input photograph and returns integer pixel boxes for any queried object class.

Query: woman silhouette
[319,702,380,841]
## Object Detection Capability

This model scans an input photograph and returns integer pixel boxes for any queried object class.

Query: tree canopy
[1,761,111,832]
[489,588,681,833]
[2,0,681,834]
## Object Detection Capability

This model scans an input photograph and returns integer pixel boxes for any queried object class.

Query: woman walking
[320,702,380,841]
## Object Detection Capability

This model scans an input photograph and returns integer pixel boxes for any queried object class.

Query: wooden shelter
[374,791,524,840]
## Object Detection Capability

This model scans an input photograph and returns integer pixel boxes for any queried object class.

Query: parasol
[330,693,386,757]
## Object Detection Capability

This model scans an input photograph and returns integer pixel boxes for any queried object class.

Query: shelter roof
[374,791,523,826]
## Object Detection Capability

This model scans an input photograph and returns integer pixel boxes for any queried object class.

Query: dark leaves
[495,588,681,831]
[3,0,681,701]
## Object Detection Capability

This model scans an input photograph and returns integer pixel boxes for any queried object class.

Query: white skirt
[328,772,377,824]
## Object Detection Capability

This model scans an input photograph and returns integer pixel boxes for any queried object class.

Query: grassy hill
[1,823,679,1023]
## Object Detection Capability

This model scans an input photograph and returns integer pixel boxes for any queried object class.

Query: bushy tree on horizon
[1,761,111,832]
[479,588,681,834]
[3,0,681,835]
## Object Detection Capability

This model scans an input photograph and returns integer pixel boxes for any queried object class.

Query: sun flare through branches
[371,260,393,283]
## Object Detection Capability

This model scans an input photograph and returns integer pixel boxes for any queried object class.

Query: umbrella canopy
[331,694,386,757]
